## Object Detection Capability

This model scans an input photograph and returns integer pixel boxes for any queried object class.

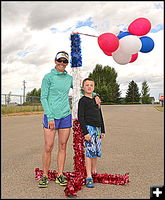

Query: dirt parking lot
[1,105,164,199]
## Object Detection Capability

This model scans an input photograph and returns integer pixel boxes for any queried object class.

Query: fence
[1,94,72,106]
[2,94,26,106]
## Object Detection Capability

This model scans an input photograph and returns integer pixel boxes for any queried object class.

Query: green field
[2,105,163,115]
[1,105,43,115]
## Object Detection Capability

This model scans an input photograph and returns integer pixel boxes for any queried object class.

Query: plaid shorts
[84,125,102,158]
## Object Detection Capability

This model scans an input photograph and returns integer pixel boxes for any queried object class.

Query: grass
[1,105,44,115]
[154,105,164,112]
[2,104,163,116]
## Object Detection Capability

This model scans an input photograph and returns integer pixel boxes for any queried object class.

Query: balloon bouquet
[98,17,155,65]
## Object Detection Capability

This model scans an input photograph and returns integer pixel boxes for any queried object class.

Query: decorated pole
[70,33,83,120]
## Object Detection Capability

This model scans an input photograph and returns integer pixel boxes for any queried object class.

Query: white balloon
[112,47,131,65]
[119,35,142,54]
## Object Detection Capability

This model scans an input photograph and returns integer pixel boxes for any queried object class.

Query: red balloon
[103,50,112,56]
[128,18,151,36]
[98,33,119,53]
[129,53,138,63]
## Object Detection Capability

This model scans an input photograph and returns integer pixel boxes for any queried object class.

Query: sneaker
[86,177,95,188]
[55,174,67,186]
[38,174,49,188]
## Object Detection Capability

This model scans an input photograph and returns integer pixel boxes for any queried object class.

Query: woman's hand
[48,120,56,130]
[95,96,101,108]
[85,134,91,141]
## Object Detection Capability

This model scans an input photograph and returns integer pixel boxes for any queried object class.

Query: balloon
[103,50,112,56]
[98,33,119,53]
[119,35,142,54]
[128,17,151,36]
[139,36,154,53]
[112,48,131,65]
[129,53,138,63]
[117,31,132,39]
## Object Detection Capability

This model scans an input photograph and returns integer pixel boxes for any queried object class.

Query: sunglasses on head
[56,58,68,64]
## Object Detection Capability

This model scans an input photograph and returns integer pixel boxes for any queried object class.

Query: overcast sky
[2,1,164,101]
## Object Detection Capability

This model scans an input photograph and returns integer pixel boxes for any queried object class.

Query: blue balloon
[117,31,132,39]
[140,36,154,53]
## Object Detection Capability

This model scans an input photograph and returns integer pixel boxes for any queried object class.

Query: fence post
[4,94,7,105]
[20,95,22,105]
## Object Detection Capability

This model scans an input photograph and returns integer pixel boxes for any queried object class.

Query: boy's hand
[101,133,105,139]
[85,134,91,141]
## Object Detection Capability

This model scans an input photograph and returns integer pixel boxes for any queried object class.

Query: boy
[78,78,105,188]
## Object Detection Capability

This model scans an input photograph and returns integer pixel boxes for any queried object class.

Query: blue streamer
[70,34,82,67]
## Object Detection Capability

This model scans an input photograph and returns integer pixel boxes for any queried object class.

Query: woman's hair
[82,78,94,87]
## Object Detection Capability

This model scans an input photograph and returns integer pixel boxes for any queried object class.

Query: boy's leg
[96,127,102,158]
[85,156,92,178]
[84,126,98,188]
[85,157,95,188]
[91,158,97,173]
[91,127,101,174]
[85,126,97,177]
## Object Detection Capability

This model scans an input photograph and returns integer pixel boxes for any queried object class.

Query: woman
[38,51,101,188]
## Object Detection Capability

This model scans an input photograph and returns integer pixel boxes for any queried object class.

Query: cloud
[73,27,163,100]
[1,1,164,102]
[1,2,30,26]
[26,2,99,30]
[150,24,164,32]
[154,2,164,9]
[75,17,96,29]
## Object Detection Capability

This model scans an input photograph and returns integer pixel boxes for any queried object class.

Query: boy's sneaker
[38,174,49,188]
[55,174,67,186]
[86,177,95,188]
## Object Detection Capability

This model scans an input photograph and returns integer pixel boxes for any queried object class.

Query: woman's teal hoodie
[40,68,73,121]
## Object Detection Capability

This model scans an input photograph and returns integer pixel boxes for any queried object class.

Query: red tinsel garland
[35,119,130,197]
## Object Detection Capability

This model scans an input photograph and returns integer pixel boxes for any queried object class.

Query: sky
[1,1,164,102]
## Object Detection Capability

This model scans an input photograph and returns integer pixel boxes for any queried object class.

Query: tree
[89,64,121,103]
[26,88,41,104]
[125,80,141,103]
[141,81,151,104]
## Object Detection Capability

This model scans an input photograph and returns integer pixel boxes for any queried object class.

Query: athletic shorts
[42,114,72,129]
[84,125,102,158]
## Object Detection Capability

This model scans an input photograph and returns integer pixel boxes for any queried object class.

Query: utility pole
[23,80,26,103]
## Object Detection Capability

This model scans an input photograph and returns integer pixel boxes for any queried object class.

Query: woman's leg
[42,128,56,175]
[57,128,71,175]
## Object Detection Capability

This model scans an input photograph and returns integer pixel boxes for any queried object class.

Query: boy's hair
[82,78,95,87]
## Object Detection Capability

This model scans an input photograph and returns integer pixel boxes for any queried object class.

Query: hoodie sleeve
[40,75,54,121]
[78,98,89,135]
[71,76,73,89]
